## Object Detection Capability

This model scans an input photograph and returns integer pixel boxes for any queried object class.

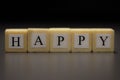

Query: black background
[0,0,120,23]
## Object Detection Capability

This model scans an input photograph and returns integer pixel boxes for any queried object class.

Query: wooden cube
[71,28,92,52]
[5,29,27,52]
[28,28,49,52]
[92,28,114,52]
[50,28,71,52]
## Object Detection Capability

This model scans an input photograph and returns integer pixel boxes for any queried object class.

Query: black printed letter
[57,36,64,46]
[12,37,20,46]
[100,36,108,46]
[78,36,85,45]
[34,36,43,45]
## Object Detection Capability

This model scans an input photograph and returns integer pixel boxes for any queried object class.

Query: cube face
[93,28,114,52]
[50,28,71,52]
[5,29,27,52]
[71,29,92,52]
[8,34,24,48]
[28,28,49,52]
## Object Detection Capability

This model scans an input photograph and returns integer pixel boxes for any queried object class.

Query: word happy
[5,28,114,53]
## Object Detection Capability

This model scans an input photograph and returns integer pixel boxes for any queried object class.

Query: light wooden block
[50,28,71,52]
[28,28,49,52]
[5,29,27,52]
[92,28,114,52]
[71,28,92,52]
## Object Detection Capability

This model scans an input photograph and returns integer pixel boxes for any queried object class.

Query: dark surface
[0,23,120,80]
